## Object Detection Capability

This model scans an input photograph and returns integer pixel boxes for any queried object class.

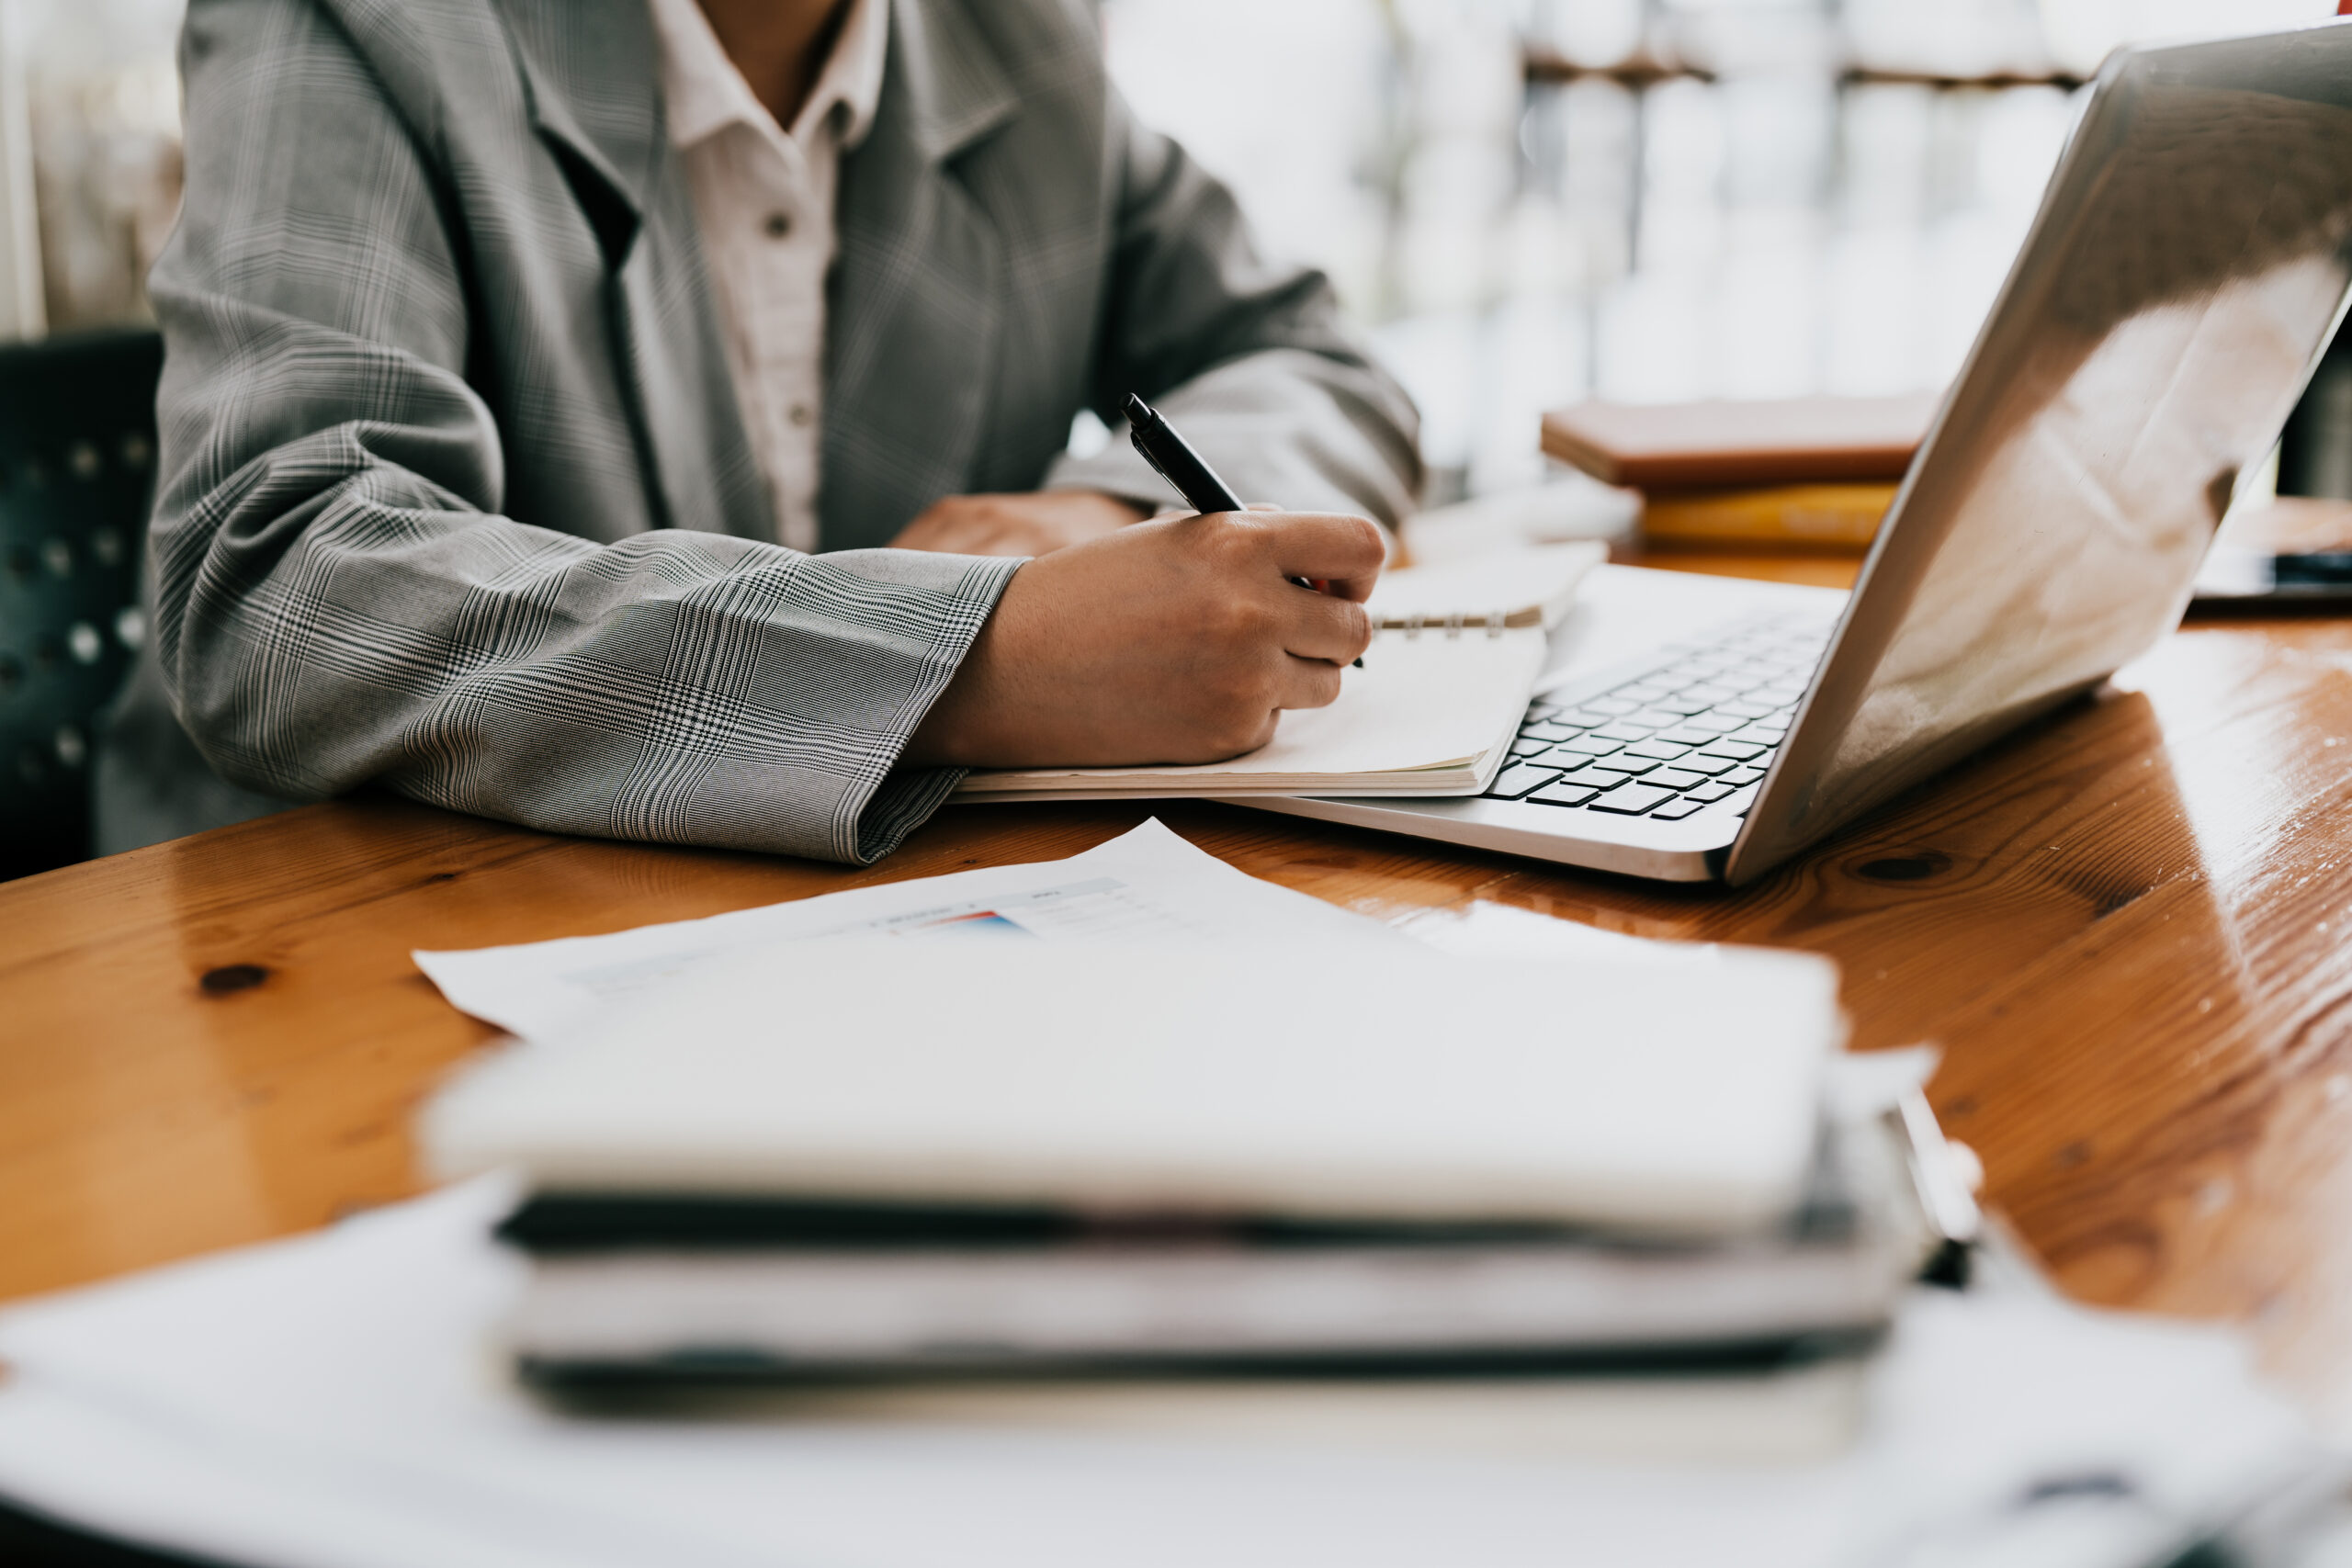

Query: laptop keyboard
[1483,615,1835,824]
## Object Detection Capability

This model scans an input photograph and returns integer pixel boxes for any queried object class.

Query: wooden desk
[7,570,2352,1419]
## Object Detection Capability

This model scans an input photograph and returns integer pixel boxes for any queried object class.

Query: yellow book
[1640,483,1899,550]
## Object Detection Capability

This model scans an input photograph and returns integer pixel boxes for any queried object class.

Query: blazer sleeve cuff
[823,548,1024,866]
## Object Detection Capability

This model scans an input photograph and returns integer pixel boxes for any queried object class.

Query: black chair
[0,327,163,882]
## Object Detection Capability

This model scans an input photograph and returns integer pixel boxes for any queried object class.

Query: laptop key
[1649,798,1708,820]
[1558,763,1643,786]
[1580,757,1657,778]
[1486,764,1565,800]
[1644,768,1708,791]
[1508,737,1550,759]
[1675,754,1739,776]
[1587,783,1676,815]
[1592,723,1655,742]
[1696,740,1770,762]
[1534,743,1627,769]
[1557,735,1623,757]
[1624,739,1691,761]
[1521,721,1581,742]
[1716,699,1777,718]
[1528,780,1605,807]
[1655,725,1720,746]
[1724,765,1768,786]
[1577,698,1640,716]
[1686,782,1736,803]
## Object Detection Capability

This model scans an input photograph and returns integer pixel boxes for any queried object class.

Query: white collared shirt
[648,0,888,553]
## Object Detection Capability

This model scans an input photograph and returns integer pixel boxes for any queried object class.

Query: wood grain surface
[6,592,2352,1418]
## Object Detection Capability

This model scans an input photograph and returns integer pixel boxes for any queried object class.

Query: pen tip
[1122,393,1151,427]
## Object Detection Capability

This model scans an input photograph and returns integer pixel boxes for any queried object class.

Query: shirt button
[763,211,792,239]
[788,403,813,427]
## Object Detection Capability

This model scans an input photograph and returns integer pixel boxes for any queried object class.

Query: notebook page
[1364,542,1603,629]
[956,625,1545,795]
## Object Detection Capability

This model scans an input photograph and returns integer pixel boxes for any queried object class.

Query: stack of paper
[409,820,1917,1385]
[462,1108,1923,1384]
[0,1172,2330,1568]
[0,823,2335,1567]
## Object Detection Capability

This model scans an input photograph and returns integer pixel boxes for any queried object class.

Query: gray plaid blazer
[97,0,1420,863]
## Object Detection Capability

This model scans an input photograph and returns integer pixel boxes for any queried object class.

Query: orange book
[1639,482,1899,551]
[1542,395,1935,489]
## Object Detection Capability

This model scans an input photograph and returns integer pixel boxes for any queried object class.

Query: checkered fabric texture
[101,0,1420,863]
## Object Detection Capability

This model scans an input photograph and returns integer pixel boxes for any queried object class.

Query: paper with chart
[413,818,1390,1043]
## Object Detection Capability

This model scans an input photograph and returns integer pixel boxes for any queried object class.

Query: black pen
[1124,392,1247,515]
[1122,393,1365,669]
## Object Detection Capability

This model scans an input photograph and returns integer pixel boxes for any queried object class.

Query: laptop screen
[1735,22,2352,882]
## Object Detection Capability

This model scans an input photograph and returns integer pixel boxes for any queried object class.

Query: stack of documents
[413,821,1923,1385]
[0,1174,2335,1568]
[0,822,2338,1568]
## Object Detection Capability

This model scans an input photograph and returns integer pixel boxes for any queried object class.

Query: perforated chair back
[0,328,163,881]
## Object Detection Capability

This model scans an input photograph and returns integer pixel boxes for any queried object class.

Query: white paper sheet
[414,819,1387,1043]
[0,1179,2327,1568]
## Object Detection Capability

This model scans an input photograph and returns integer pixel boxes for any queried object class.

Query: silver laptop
[1251,19,2352,886]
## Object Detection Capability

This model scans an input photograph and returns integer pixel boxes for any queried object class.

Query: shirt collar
[650,0,888,153]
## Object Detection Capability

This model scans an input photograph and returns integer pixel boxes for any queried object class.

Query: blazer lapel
[490,0,767,541]
[822,0,1022,550]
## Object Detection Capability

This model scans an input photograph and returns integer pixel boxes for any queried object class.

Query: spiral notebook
[955,543,1603,800]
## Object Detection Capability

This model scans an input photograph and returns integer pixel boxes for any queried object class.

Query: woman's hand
[889,491,1148,557]
[906,508,1385,768]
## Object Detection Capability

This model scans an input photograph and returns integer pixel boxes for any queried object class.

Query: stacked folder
[1542,393,1938,554]
[422,938,1951,1387]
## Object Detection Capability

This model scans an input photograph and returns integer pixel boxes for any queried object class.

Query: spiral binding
[1385,610,1511,640]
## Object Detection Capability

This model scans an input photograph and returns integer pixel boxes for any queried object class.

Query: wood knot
[198,964,270,996]
[1854,852,1952,883]
[2090,884,2151,919]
